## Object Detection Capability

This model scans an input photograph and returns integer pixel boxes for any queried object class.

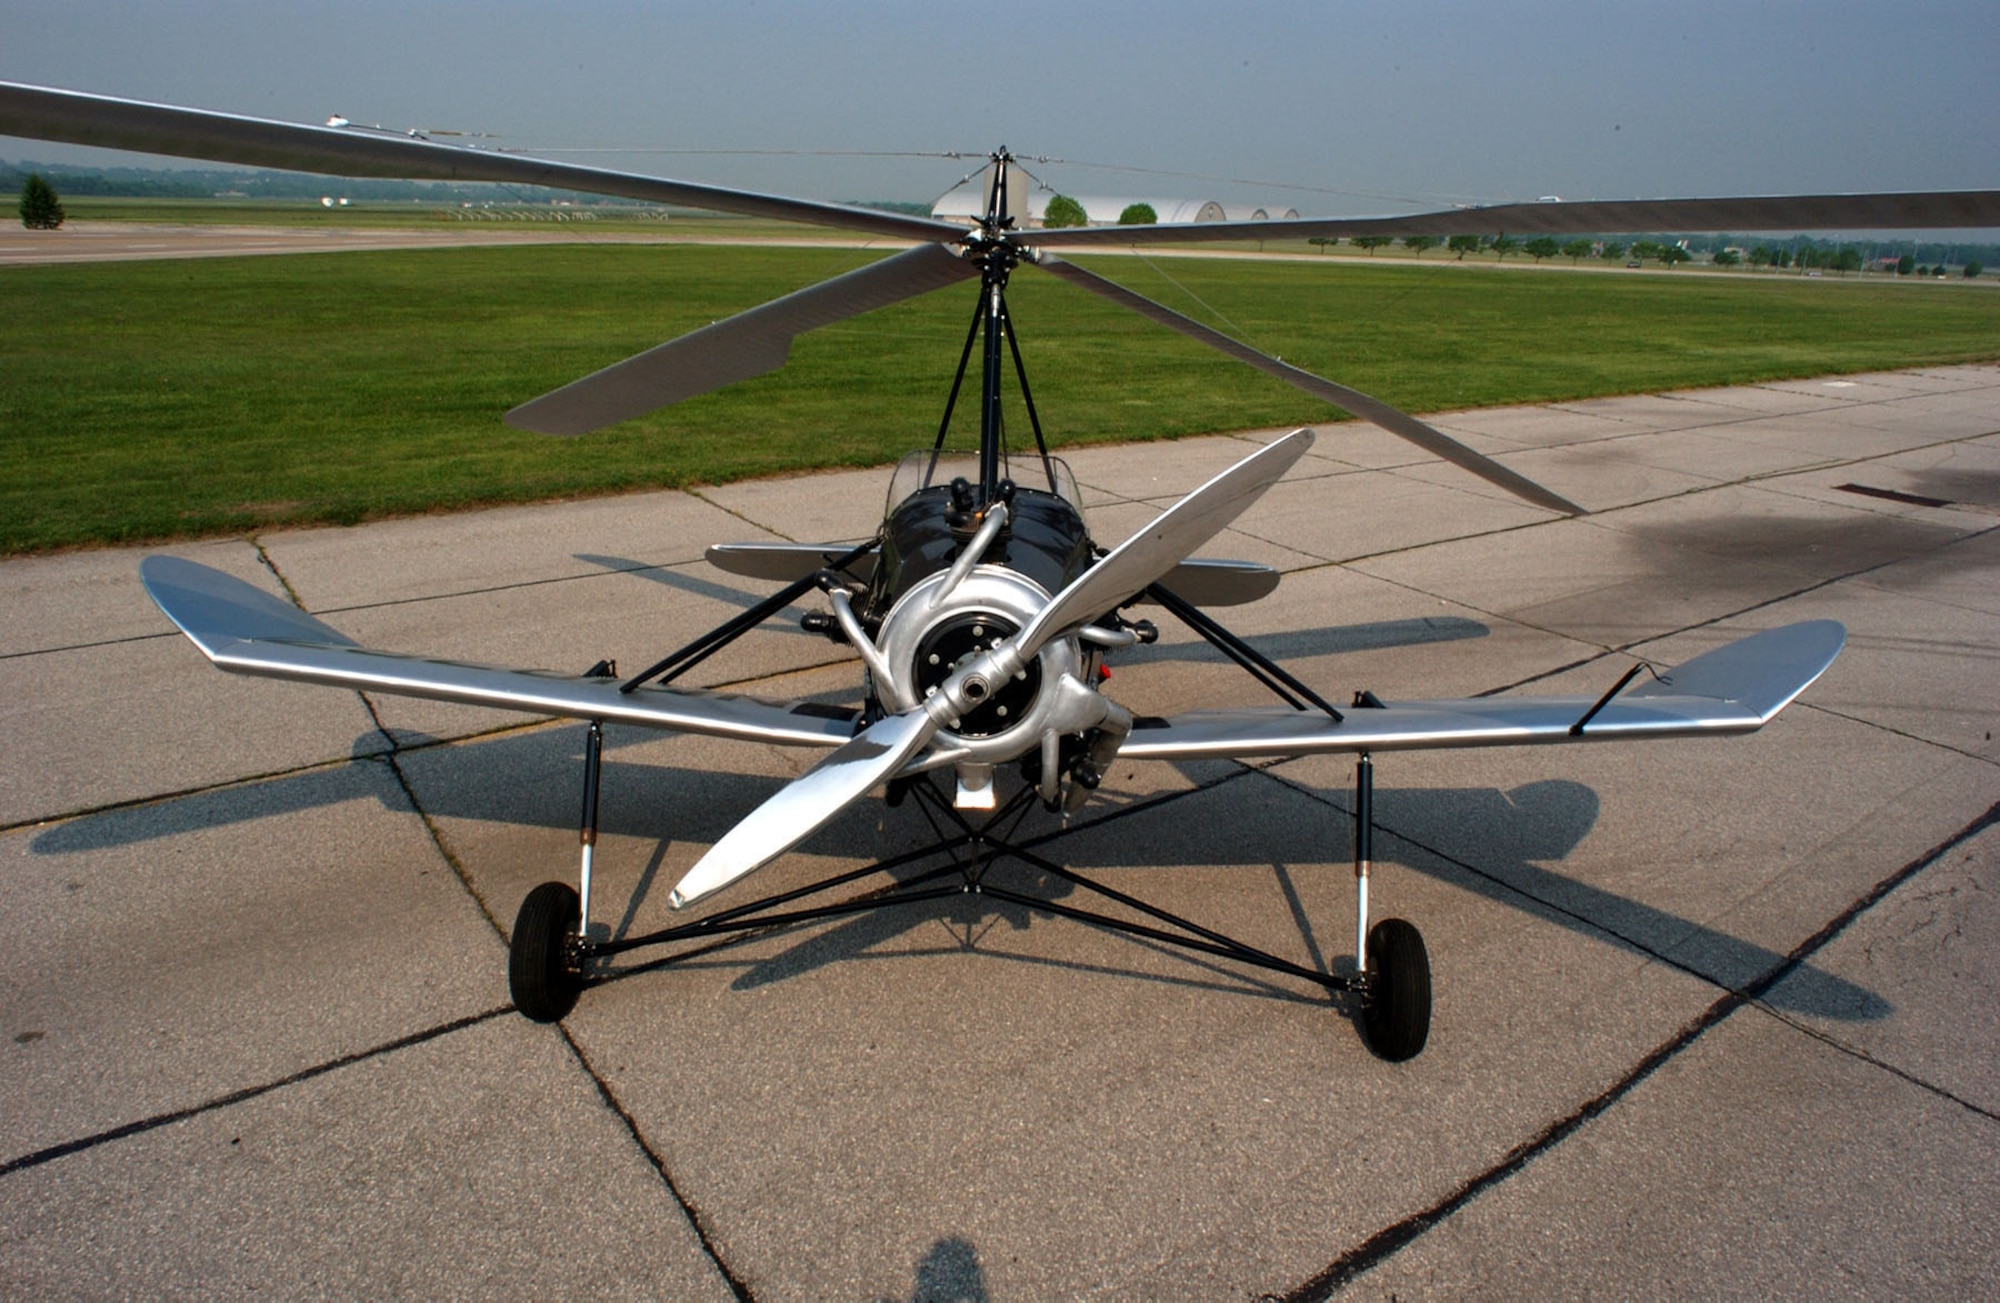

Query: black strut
[619,538,878,693]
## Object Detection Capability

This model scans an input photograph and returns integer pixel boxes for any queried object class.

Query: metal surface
[577,720,604,938]
[1019,429,1315,654]
[1119,621,1845,759]
[1017,189,2000,248]
[669,708,938,908]
[1355,753,1373,974]
[140,556,856,747]
[0,80,964,244]
[506,244,978,435]
[1038,256,1584,517]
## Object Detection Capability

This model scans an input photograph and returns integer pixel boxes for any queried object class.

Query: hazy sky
[6,0,1997,216]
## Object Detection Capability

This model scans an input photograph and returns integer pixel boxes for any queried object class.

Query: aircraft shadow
[32,721,1886,1022]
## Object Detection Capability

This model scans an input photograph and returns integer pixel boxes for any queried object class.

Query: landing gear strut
[507,719,601,1022]
[1352,752,1431,1060]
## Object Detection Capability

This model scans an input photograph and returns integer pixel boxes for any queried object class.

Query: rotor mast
[973,149,1024,507]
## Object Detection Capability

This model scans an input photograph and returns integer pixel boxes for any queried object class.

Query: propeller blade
[670,708,940,909]
[1036,256,1583,516]
[1019,428,1316,654]
[1017,189,2000,249]
[0,80,967,244]
[671,431,1317,906]
[506,243,978,434]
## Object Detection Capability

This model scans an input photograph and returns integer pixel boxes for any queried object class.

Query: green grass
[3,243,1995,553]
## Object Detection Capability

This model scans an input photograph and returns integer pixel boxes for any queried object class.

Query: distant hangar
[930,182,1299,228]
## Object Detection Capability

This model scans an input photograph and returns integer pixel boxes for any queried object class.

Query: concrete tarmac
[4,367,1997,1297]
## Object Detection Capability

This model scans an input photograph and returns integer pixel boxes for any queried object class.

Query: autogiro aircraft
[6,82,1995,1060]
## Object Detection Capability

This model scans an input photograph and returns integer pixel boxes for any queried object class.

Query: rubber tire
[1361,917,1432,1062]
[510,881,583,1023]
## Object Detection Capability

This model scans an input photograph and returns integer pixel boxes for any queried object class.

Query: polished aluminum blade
[506,244,978,434]
[0,80,965,244]
[669,709,939,909]
[1019,190,2000,249]
[1038,256,1583,516]
[1018,429,1315,654]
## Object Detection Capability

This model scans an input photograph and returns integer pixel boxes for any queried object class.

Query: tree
[1116,202,1157,226]
[1042,194,1087,228]
[1966,261,1984,279]
[1896,253,1915,276]
[1352,235,1393,255]
[1629,240,1661,262]
[1601,240,1626,262]
[1831,247,1862,275]
[19,172,64,229]
[1524,236,1560,262]
[1403,234,1437,257]
[1750,245,1774,268]
[1447,233,1481,260]
[1560,238,1593,264]
[1659,245,1690,268]
[1489,234,1519,260]
[1711,248,1740,267]
[1308,236,1336,254]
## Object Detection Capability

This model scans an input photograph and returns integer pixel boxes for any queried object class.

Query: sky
[5,0,1998,218]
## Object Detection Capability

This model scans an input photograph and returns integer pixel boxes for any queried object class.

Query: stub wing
[1120,622,1844,761]
[139,556,856,746]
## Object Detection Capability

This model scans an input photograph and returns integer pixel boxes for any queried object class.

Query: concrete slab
[1428,404,1642,450]
[263,487,754,610]
[0,538,277,658]
[5,364,1996,1298]
[1349,511,1814,650]
[1851,520,2000,617]
[2,759,500,1161]
[695,463,895,545]
[1764,820,2000,1118]
[0,1015,736,1299]
[1353,1008,2000,1298]
[558,771,1722,1299]
[0,633,386,827]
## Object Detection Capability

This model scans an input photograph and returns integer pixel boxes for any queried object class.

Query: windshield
[882,450,1084,522]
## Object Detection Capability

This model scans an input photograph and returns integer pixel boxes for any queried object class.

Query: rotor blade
[670,708,939,909]
[1038,256,1583,516]
[1018,429,1316,654]
[0,80,966,244]
[1017,189,2000,249]
[506,242,978,434]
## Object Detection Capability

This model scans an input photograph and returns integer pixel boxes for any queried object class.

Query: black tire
[1361,917,1431,1061]
[510,881,583,1023]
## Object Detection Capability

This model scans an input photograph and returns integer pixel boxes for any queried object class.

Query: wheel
[1361,917,1431,1061]
[509,881,583,1022]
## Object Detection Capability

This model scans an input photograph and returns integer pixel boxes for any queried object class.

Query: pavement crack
[0,1008,511,1180]
[1278,796,2000,1299]
[381,750,507,939]
[555,1024,757,1301]
[1747,1003,2000,1124]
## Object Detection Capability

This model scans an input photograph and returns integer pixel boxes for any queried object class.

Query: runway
[3,367,1997,1296]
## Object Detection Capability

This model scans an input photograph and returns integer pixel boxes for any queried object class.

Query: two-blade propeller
[668,428,1317,908]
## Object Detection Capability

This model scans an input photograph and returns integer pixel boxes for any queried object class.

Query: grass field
[3,241,1995,553]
